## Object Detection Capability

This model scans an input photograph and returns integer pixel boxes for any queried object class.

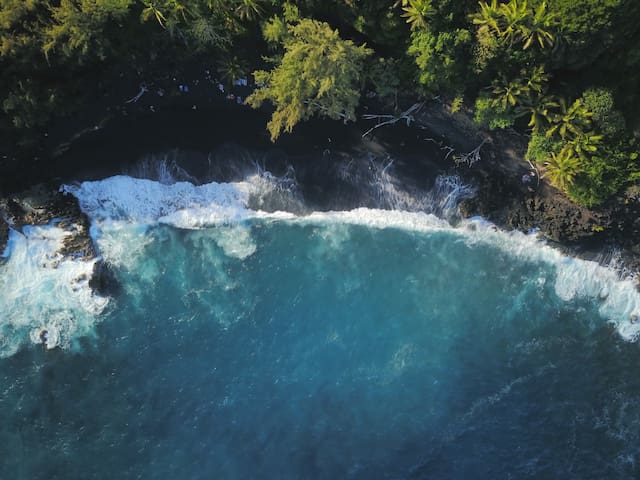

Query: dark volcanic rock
[421,104,640,273]
[0,185,117,294]
[3,91,639,276]
[1,185,96,260]
[459,149,640,272]
[0,215,8,255]
[89,261,120,296]
[50,193,96,260]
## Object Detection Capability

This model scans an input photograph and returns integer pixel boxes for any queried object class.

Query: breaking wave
[1,154,639,358]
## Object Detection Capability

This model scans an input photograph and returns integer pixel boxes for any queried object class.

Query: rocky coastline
[412,101,640,272]
[1,80,639,280]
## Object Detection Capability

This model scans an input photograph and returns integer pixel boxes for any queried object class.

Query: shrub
[526,130,561,163]
[473,95,517,129]
[581,88,625,138]
[567,144,639,206]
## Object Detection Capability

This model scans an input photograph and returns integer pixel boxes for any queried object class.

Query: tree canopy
[246,16,372,141]
[1,0,640,206]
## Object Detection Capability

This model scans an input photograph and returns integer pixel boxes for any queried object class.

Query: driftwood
[454,139,489,167]
[424,136,457,161]
[361,102,490,169]
[125,84,148,104]
[361,102,424,138]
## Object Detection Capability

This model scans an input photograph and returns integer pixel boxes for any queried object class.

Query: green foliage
[234,0,266,22]
[140,1,168,28]
[530,88,638,205]
[518,94,558,131]
[263,15,289,44]
[474,95,517,129]
[523,64,550,94]
[581,88,625,137]
[138,0,242,50]
[471,0,502,35]
[366,57,401,101]
[398,0,435,31]
[43,0,133,60]
[470,0,555,52]
[490,76,529,109]
[2,79,62,129]
[526,130,560,162]
[0,0,141,138]
[543,144,581,191]
[403,0,474,94]
[0,0,258,144]
[451,96,464,113]
[408,28,472,93]
[567,142,640,206]
[282,2,300,22]
[217,55,249,83]
[477,66,553,131]
[566,132,603,162]
[532,0,624,67]
[0,0,46,58]
[521,1,556,50]
[0,0,639,212]
[546,98,592,139]
[246,18,372,141]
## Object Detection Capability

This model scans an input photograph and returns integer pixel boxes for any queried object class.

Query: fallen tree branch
[454,138,490,167]
[441,145,455,161]
[361,102,424,138]
[424,136,457,161]
[125,83,148,104]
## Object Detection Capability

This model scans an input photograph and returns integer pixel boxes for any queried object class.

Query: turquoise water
[1,173,640,479]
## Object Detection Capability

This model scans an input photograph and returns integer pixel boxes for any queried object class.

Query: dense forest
[2,0,640,206]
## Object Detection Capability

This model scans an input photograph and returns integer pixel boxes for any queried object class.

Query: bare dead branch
[442,145,455,161]
[125,84,148,104]
[454,139,490,167]
[361,102,424,138]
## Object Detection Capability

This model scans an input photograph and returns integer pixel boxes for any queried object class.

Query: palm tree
[520,1,555,49]
[567,132,603,162]
[524,65,549,94]
[234,0,265,22]
[399,0,435,31]
[217,55,248,84]
[546,98,592,139]
[141,1,191,38]
[471,0,555,51]
[543,145,581,191]
[190,17,229,48]
[471,0,503,37]
[498,0,530,47]
[141,1,168,29]
[517,94,558,131]
[491,77,529,109]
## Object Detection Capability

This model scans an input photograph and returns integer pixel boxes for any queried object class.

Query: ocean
[1,155,640,479]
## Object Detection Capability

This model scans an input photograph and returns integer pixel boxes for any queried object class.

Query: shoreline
[1,81,640,278]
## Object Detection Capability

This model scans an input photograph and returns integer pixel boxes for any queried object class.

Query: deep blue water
[1,175,640,479]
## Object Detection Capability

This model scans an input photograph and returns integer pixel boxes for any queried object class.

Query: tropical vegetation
[1,0,640,206]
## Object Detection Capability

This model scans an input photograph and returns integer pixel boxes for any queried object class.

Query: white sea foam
[62,176,254,227]
[209,226,257,259]
[92,221,154,269]
[4,172,635,358]
[63,174,302,262]
[0,223,108,357]
[301,208,451,232]
[62,175,640,341]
